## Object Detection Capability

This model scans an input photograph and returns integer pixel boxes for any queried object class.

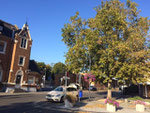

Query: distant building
[0,20,42,92]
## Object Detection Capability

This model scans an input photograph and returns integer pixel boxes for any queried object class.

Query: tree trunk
[107,82,112,98]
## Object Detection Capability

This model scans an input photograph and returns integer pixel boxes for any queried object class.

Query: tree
[36,62,46,72]
[52,62,66,74]
[36,62,52,81]
[62,12,88,74]
[62,0,150,98]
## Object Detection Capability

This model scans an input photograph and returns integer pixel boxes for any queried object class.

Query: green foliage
[62,0,150,88]
[62,12,88,74]
[36,62,52,80]
[36,62,46,71]
[128,96,143,101]
[52,62,66,74]
[65,94,77,104]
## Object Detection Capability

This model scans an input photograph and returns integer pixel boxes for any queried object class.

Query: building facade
[0,20,41,92]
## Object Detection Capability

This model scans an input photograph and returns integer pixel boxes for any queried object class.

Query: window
[18,56,25,66]
[28,76,34,85]
[23,33,27,37]
[20,38,27,49]
[0,26,3,31]
[54,87,63,92]
[35,78,39,84]
[0,41,7,54]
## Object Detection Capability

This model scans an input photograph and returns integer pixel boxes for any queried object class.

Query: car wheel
[60,96,64,103]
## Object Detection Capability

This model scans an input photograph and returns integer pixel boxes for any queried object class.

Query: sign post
[78,74,82,101]
[64,72,69,98]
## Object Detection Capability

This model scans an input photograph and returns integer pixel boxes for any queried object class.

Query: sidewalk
[62,99,150,113]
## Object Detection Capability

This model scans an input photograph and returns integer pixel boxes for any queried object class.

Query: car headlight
[56,94,61,97]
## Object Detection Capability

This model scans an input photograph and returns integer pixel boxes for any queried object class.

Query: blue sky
[0,0,150,65]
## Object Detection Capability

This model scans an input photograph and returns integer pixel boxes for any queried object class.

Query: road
[0,90,121,113]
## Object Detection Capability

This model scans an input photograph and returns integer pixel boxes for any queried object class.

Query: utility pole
[42,67,46,88]
[64,72,68,97]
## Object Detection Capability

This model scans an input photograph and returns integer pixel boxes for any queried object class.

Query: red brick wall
[0,35,13,82]
[9,31,32,84]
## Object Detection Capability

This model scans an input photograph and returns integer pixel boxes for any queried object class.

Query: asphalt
[1,91,150,113]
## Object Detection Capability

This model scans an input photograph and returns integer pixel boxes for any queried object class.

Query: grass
[127,96,150,103]
[128,96,143,101]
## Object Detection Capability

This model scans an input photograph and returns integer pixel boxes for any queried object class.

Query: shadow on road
[96,90,139,100]
[0,101,73,113]
[0,94,33,99]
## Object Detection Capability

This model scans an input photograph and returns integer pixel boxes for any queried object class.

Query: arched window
[0,65,3,82]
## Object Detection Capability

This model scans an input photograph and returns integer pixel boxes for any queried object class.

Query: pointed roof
[0,20,32,40]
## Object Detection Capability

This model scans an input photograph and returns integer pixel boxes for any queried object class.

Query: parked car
[89,86,97,91]
[45,86,78,102]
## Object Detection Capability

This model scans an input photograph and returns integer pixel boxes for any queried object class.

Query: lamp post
[64,72,69,98]
[43,67,46,88]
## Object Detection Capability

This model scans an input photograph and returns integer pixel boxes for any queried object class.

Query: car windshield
[54,87,63,92]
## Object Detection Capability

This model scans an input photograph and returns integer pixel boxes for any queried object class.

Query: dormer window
[20,38,27,49]
[0,26,3,31]
[0,41,7,54]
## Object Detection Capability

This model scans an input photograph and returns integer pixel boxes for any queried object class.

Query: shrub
[65,94,77,104]
[105,98,119,108]
[134,100,146,105]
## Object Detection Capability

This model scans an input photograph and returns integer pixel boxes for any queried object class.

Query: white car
[46,86,78,102]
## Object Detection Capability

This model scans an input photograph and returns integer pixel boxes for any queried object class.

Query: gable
[18,24,32,41]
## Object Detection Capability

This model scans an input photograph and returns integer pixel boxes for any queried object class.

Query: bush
[65,94,77,104]
[134,100,146,105]
[105,98,119,108]
[128,96,143,101]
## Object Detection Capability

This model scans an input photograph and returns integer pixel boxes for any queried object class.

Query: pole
[79,74,81,102]
[145,85,148,98]
[64,72,67,97]
[89,80,91,100]
[43,68,46,88]
[89,52,91,100]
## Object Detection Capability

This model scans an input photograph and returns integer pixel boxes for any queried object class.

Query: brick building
[0,20,42,92]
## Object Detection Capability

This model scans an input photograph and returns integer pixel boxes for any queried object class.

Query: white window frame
[18,56,25,66]
[0,41,7,54]
[20,37,28,49]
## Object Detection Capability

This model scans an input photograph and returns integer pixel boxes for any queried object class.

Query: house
[139,81,150,98]
[0,20,42,92]
[54,73,77,87]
